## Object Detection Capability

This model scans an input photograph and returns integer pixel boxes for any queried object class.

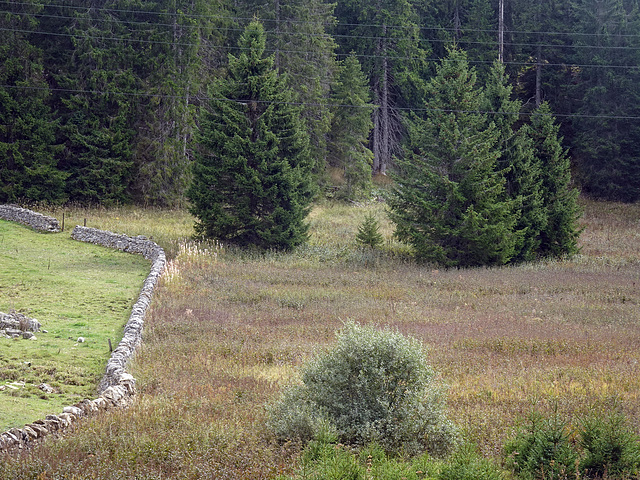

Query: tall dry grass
[39,204,195,258]
[1,198,639,479]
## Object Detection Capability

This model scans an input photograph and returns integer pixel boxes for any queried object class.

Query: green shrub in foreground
[438,444,507,480]
[267,321,458,456]
[579,411,640,479]
[504,410,579,480]
[504,407,640,479]
[276,437,506,480]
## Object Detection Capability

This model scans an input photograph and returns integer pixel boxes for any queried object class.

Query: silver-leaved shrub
[267,321,458,455]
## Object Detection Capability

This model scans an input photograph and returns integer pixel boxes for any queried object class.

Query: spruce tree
[187,21,315,250]
[333,0,428,174]
[53,0,138,204]
[35,0,228,206]
[570,0,640,202]
[461,0,497,82]
[233,0,338,168]
[130,0,229,206]
[527,102,582,258]
[511,0,574,109]
[327,54,375,200]
[483,60,546,262]
[388,48,517,267]
[355,213,384,249]
[0,0,66,203]
[425,0,496,82]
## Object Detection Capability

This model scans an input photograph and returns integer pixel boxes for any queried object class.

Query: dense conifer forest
[2,0,639,206]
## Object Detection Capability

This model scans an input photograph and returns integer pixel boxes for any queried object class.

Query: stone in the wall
[27,423,48,438]
[44,415,61,432]
[57,413,74,428]
[78,399,98,415]
[22,426,38,441]
[96,397,111,410]
[8,429,23,444]
[63,406,84,417]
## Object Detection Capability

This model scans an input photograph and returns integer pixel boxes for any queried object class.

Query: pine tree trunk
[453,3,462,40]
[373,21,390,175]
[373,98,381,174]
[274,0,280,71]
[380,53,389,175]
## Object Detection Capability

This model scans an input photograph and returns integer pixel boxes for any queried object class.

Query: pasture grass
[0,220,150,431]
[1,198,640,479]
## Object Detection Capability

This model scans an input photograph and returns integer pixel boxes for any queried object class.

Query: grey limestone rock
[38,383,54,394]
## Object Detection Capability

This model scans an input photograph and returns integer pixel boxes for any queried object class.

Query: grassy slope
[0,220,150,431]
[1,199,639,479]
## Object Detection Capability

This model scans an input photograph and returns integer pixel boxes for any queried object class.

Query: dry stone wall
[0,211,166,453]
[71,226,166,391]
[0,205,60,232]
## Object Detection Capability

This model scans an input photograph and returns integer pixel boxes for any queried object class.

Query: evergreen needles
[388,48,581,267]
[187,21,315,250]
[355,213,383,249]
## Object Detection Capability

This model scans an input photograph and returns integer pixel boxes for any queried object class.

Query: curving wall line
[0,208,166,452]
[70,227,166,393]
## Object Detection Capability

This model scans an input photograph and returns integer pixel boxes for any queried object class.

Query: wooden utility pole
[498,0,504,62]
[274,0,281,71]
[536,44,542,107]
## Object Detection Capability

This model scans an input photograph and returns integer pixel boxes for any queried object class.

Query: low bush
[438,444,507,480]
[578,410,640,478]
[276,439,505,480]
[504,410,579,480]
[504,406,640,479]
[267,321,458,456]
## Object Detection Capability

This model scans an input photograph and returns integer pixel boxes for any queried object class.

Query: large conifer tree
[527,102,582,257]
[53,0,139,204]
[570,0,640,202]
[388,48,517,267]
[0,0,65,203]
[130,0,229,206]
[233,0,337,168]
[188,21,314,250]
[334,0,428,175]
[482,61,546,262]
[327,54,375,199]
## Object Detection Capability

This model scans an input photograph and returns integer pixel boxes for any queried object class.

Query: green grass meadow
[0,219,150,430]
[1,198,640,479]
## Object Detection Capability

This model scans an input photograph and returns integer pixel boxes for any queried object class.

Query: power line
[3,12,640,66]
[3,83,639,121]
[7,8,640,53]
[2,25,640,71]
[3,0,640,40]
